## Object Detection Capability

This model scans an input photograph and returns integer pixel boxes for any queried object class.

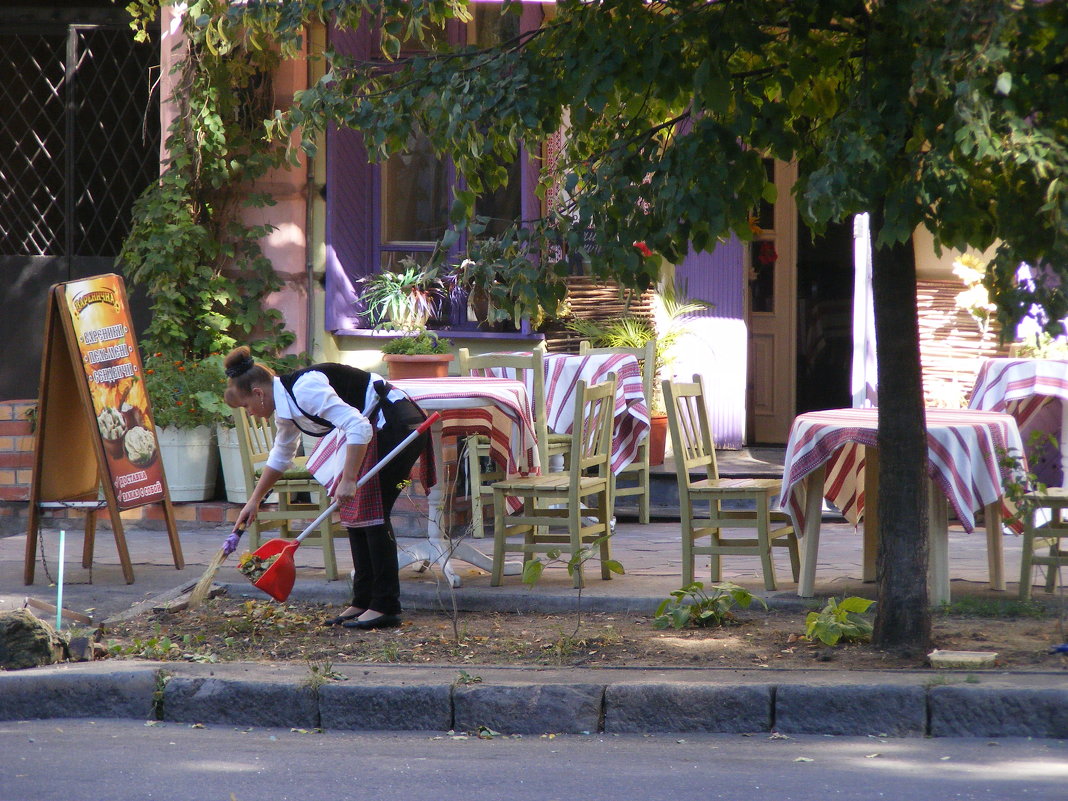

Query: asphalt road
[2,720,1066,801]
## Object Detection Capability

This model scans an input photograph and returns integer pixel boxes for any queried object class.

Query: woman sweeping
[223,346,430,630]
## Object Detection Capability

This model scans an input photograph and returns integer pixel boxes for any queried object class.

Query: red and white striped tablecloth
[392,377,539,478]
[780,407,1025,534]
[473,352,651,474]
[969,357,1068,425]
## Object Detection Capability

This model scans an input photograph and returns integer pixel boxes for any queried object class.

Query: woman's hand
[334,475,357,504]
[235,499,260,531]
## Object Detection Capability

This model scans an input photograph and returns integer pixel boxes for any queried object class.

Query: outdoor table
[968,357,1068,488]
[392,376,539,587]
[780,407,1025,604]
[473,351,651,474]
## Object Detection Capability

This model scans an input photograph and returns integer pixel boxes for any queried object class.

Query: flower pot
[383,353,455,380]
[215,424,278,504]
[157,425,219,502]
[648,414,668,467]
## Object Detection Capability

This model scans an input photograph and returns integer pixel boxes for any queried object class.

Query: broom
[187,525,245,609]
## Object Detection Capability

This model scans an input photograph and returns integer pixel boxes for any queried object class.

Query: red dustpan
[248,411,440,601]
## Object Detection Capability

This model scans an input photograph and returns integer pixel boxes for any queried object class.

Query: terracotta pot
[383,353,455,380]
[648,414,668,466]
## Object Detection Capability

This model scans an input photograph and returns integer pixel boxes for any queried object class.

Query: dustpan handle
[295,412,441,543]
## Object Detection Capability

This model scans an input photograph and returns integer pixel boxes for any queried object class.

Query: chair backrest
[458,341,552,471]
[578,339,656,413]
[570,377,617,479]
[662,374,719,486]
[233,407,308,485]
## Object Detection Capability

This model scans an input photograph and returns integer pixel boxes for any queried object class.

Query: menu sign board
[62,275,166,509]
[26,273,182,585]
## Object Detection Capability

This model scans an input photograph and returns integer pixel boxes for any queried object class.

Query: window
[325,3,544,333]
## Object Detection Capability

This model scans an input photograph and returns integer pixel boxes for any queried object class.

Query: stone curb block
[164,677,319,729]
[0,668,158,722]
[930,686,1068,738]
[605,683,772,733]
[453,684,603,734]
[775,685,927,736]
[319,683,452,732]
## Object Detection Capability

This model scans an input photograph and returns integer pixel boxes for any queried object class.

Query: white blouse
[265,369,405,473]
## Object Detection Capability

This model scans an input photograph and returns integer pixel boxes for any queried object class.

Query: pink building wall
[159,8,312,356]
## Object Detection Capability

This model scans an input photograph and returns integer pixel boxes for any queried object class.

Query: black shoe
[343,613,402,630]
[323,610,363,626]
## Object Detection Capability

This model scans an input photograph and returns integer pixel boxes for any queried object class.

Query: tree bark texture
[869,217,932,650]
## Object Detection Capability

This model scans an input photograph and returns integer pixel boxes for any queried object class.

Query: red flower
[758,241,778,266]
[634,241,653,258]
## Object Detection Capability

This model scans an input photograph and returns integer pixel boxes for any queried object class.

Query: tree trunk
[869,212,932,650]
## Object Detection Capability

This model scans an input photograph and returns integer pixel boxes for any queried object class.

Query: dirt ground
[99,592,1068,672]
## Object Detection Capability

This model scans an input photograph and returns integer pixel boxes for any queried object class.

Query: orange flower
[633,241,653,258]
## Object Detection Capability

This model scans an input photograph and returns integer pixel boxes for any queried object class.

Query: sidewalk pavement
[2,517,1067,738]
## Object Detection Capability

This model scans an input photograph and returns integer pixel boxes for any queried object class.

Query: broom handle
[294,411,441,544]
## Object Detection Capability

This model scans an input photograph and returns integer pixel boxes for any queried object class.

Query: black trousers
[348,398,428,614]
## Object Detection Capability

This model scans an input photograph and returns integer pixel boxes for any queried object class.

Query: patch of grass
[937,598,1048,619]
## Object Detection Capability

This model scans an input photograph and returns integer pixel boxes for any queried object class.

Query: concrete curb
[2,662,1067,738]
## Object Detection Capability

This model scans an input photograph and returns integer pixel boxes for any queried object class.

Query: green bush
[653,581,765,629]
[804,597,875,646]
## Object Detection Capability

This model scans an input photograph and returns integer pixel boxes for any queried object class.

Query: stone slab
[453,683,603,734]
[605,682,772,733]
[774,684,927,736]
[930,686,1068,738]
[163,676,319,729]
[0,666,158,721]
[319,683,451,732]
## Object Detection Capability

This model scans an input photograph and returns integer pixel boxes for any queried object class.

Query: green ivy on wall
[119,0,297,367]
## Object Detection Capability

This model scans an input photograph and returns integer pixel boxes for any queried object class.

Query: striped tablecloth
[780,407,1025,534]
[473,352,651,474]
[969,358,1068,486]
[393,377,539,478]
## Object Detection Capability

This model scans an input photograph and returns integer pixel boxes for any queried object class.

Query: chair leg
[756,502,777,592]
[1045,542,1062,593]
[467,438,485,539]
[708,502,722,582]
[681,508,695,586]
[319,500,338,582]
[638,465,650,525]
[599,494,613,581]
[786,531,801,583]
[1019,507,1037,601]
[491,489,506,587]
[569,504,584,589]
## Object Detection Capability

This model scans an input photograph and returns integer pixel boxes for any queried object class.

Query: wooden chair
[457,341,570,536]
[490,378,617,588]
[578,339,655,523]
[1019,487,1068,600]
[663,375,799,590]
[233,408,346,580]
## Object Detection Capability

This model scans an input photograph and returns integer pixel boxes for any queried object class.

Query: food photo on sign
[64,276,165,509]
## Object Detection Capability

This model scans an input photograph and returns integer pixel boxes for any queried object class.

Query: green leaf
[995,72,1012,96]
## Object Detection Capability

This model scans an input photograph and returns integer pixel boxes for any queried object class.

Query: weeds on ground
[653,581,765,630]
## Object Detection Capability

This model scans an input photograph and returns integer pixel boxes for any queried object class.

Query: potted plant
[139,352,230,501]
[380,328,455,379]
[566,290,708,464]
[458,230,567,331]
[357,258,445,330]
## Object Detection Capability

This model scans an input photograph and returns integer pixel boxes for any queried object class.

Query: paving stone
[0,667,158,721]
[163,677,319,729]
[774,684,927,736]
[319,683,451,732]
[453,683,603,734]
[605,683,772,733]
[930,686,1068,738]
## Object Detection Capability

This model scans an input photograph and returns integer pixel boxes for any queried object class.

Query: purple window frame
[325,5,546,336]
